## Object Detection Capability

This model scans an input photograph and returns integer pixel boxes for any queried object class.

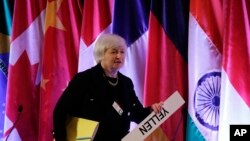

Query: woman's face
[101,46,126,72]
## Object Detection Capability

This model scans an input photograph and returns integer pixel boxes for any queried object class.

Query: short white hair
[93,33,127,63]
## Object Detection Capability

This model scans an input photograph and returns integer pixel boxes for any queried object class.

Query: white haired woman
[53,33,163,141]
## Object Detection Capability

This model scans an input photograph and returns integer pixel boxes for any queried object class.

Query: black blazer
[53,64,151,141]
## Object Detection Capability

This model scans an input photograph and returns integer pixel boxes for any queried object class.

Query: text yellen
[139,108,169,135]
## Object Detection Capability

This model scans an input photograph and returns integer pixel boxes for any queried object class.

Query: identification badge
[112,101,123,116]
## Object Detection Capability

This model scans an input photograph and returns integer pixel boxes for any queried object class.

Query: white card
[112,101,123,116]
[122,91,185,141]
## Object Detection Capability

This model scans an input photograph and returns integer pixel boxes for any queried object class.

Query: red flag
[4,0,46,140]
[219,0,250,140]
[144,1,189,140]
[39,0,82,140]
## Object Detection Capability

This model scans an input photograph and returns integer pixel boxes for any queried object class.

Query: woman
[53,33,163,141]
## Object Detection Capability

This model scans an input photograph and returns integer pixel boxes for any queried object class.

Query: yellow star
[41,75,50,90]
[44,0,65,32]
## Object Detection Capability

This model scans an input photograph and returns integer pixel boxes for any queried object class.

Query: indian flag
[186,0,223,141]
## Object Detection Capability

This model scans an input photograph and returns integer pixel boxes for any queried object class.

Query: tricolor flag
[112,0,151,103]
[4,0,46,140]
[39,0,82,140]
[219,0,250,141]
[0,0,13,139]
[186,0,223,141]
[144,0,189,141]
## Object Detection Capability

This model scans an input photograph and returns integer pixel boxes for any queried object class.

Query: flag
[144,0,189,141]
[219,0,250,140]
[112,0,151,104]
[39,0,82,140]
[78,0,113,72]
[4,0,46,140]
[0,0,13,139]
[186,0,223,141]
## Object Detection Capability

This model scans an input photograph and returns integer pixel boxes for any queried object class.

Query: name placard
[122,91,185,141]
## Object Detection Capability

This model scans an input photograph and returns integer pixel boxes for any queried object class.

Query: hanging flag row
[1,0,249,141]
